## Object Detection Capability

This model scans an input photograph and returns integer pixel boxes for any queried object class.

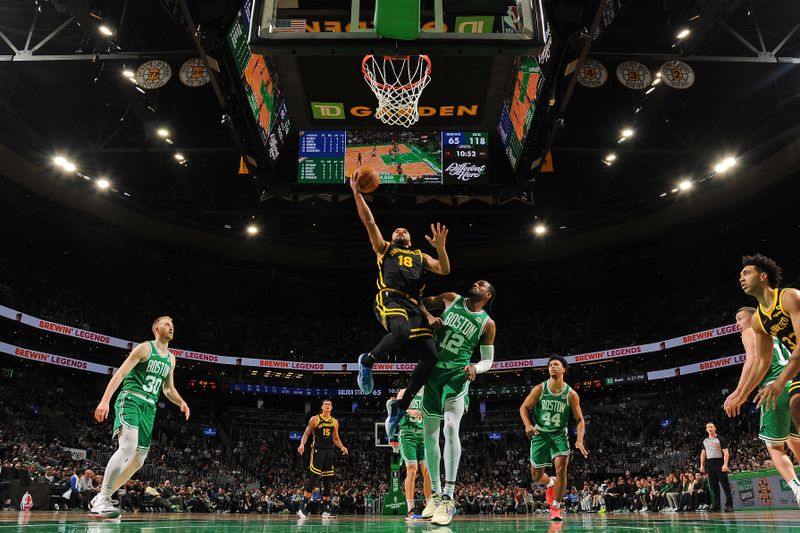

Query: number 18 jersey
[533,380,571,436]
[120,341,172,404]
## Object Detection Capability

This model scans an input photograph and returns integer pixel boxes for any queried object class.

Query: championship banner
[0,304,739,372]
[0,341,117,375]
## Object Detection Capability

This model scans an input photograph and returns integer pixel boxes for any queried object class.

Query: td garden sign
[311,102,480,120]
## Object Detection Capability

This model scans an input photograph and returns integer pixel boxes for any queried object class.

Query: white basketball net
[362,55,431,128]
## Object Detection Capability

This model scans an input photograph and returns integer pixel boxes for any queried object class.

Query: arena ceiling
[1,0,799,264]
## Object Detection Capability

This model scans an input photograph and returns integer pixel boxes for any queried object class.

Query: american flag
[273,19,306,33]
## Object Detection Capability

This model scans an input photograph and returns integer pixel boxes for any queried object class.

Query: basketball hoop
[362,55,431,128]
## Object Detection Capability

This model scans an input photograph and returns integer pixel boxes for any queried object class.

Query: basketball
[353,166,380,193]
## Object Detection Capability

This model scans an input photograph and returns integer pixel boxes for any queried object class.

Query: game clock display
[297,130,489,185]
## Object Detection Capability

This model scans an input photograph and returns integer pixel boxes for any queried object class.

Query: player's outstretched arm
[94,343,149,422]
[569,389,589,458]
[756,290,800,409]
[422,223,450,275]
[420,292,458,328]
[350,177,386,255]
[519,384,543,438]
[162,353,190,420]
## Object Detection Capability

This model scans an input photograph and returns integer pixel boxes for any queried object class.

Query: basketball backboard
[248,0,546,56]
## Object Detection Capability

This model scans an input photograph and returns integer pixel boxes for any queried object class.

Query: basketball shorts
[759,381,800,446]
[309,447,335,477]
[422,365,470,419]
[112,390,156,451]
[529,431,570,468]
[373,291,432,340]
[399,430,426,465]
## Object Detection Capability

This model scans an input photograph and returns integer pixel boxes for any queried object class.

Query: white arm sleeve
[473,345,494,374]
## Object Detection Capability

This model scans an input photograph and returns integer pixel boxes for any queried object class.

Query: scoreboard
[298,130,489,185]
[442,131,489,185]
[298,131,345,184]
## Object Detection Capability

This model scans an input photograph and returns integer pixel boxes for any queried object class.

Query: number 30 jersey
[532,380,571,436]
[120,341,172,404]
[433,295,490,366]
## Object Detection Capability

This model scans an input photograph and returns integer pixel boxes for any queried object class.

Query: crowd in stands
[0,353,791,515]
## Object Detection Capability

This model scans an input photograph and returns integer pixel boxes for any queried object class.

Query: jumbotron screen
[298,130,489,185]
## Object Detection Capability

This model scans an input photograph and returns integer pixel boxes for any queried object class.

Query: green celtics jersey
[532,380,571,435]
[388,390,424,432]
[433,295,490,366]
[120,341,172,404]
[758,337,793,389]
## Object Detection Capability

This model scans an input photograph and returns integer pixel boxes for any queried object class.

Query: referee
[700,422,733,512]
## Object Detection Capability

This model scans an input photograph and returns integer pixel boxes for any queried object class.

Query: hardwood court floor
[2,510,800,532]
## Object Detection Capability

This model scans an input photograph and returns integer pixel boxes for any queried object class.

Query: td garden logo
[311,101,479,120]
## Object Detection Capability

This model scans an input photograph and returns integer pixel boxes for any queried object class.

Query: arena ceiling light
[96,178,110,190]
[645,86,656,95]
[676,28,691,39]
[714,156,737,173]
[621,128,634,138]
[174,153,185,162]
[53,156,77,172]
[533,224,547,235]
[157,128,170,138]
[122,69,134,79]
[246,224,260,236]
[98,25,114,36]
[678,180,693,191]
[602,153,616,165]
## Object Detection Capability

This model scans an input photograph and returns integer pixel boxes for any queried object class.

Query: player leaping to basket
[349,176,449,440]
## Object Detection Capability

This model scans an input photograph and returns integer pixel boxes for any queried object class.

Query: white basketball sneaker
[431,498,455,526]
[421,493,442,519]
[89,496,120,519]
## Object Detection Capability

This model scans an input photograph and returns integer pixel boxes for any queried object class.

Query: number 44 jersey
[120,341,172,403]
[532,380,571,436]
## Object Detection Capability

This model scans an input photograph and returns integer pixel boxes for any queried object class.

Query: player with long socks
[418,281,496,526]
[90,316,190,518]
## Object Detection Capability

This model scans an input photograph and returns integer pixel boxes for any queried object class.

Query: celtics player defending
[417,281,496,526]
[723,306,800,506]
[519,356,588,521]
[90,316,190,518]
[387,388,433,520]
[349,177,450,440]
[296,399,348,519]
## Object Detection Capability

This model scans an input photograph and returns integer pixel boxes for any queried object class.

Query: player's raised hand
[575,440,589,458]
[349,176,360,194]
[425,223,448,251]
[94,401,110,423]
